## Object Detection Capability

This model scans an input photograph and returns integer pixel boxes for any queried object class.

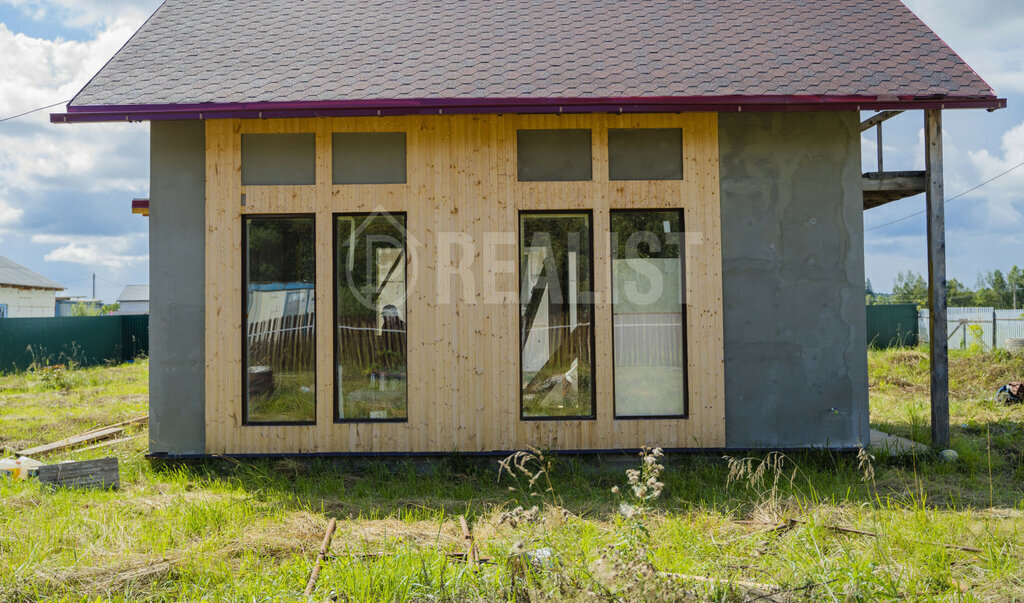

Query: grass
[0,350,1022,601]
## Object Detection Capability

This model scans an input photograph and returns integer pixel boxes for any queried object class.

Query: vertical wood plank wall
[205,113,725,454]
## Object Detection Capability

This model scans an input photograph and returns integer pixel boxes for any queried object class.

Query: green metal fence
[0,315,149,372]
[866,304,919,349]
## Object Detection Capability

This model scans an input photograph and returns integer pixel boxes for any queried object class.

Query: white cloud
[966,120,1024,226]
[0,198,23,226]
[0,16,150,234]
[32,233,147,268]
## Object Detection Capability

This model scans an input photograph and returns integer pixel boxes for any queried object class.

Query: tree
[891,270,928,307]
[975,270,1011,308]
[70,302,101,317]
[946,278,973,307]
[1009,265,1023,310]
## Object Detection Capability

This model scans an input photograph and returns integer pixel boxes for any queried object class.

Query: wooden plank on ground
[37,457,119,489]
[17,426,124,457]
[81,415,148,435]
[77,434,144,453]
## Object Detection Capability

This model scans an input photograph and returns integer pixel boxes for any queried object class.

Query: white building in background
[116,285,150,315]
[0,255,64,318]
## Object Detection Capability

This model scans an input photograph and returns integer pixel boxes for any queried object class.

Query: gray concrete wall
[149,121,206,455]
[719,112,870,449]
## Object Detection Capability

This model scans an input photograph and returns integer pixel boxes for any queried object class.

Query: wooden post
[876,123,884,172]
[925,109,949,449]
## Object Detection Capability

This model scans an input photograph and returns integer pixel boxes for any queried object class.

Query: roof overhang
[51,94,1007,123]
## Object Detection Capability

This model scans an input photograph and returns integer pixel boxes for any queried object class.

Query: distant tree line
[866,266,1023,309]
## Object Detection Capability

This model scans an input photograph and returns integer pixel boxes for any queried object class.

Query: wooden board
[205,113,725,454]
[37,457,119,489]
[18,426,124,457]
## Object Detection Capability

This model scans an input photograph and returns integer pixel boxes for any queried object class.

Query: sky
[0,1,1021,303]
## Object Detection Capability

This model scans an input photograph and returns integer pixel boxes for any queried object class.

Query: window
[608,129,683,181]
[517,129,592,181]
[335,213,408,421]
[332,132,407,184]
[241,133,316,185]
[243,216,316,424]
[611,210,687,417]
[519,212,594,419]
[0,304,7,318]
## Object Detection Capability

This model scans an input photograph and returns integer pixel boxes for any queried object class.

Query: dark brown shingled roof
[58,0,1001,121]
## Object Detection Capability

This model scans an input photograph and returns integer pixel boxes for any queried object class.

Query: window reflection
[611,210,687,417]
[335,213,408,421]
[244,216,316,423]
[519,213,594,418]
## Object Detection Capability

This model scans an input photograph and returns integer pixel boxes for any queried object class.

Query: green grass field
[1,350,1022,601]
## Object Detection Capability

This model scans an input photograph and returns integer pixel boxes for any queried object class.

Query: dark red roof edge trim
[51,94,1006,123]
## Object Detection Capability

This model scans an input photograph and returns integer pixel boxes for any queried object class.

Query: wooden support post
[876,124,884,172]
[925,109,949,449]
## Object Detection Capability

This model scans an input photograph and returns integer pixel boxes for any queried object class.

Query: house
[55,298,102,317]
[0,255,64,318]
[115,285,150,315]
[53,0,1003,457]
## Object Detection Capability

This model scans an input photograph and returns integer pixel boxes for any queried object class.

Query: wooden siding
[205,114,724,454]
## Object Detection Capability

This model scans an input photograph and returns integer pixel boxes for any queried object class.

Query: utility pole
[92,273,96,299]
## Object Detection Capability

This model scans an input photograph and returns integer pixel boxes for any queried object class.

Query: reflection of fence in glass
[613,315,684,366]
[246,313,316,373]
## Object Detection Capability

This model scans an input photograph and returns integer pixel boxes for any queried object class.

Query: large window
[611,210,687,418]
[519,212,594,419]
[243,216,316,424]
[335,213,408,421]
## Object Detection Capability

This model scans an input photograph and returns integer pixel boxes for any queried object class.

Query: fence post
[993,310,998,350]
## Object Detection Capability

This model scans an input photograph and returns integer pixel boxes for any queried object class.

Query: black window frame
[609,208,689,420]
[332,211,410,424]
[241,213,318,426]
[517,209,598,421]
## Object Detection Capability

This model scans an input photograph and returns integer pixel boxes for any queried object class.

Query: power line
[865,159,1024,232]
[0,100,69,124]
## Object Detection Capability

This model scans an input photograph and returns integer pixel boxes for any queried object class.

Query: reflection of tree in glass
[611,211,683,260]
[247,218,315,284]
